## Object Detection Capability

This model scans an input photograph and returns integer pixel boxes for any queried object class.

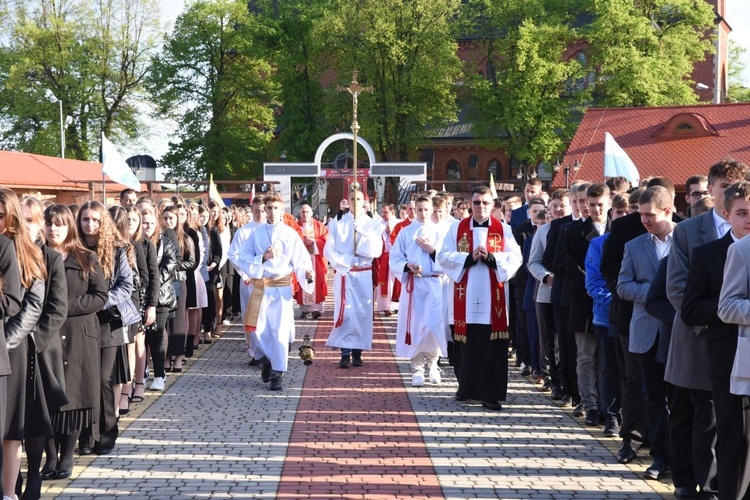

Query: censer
[298,334,315,365]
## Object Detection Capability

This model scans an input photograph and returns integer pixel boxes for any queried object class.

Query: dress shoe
[269,378,282,391]
[261,359,271,382]
[52,468,72,480]
[299,311,307,319]
[482,400,503,411]
[643,460,670,480]
[311,311,321,319]
[674,486,698,499]
[352,350,363,367]
[559,395,573,407]
[40,467,57,480]
[248,357,261,367]
[573,404,585,418]
[603,416,620,437]
[584,409,600,426]
[616,442,638,464]
[78,446,93,456]
[550,389,564,401]
[94,445,114,455]
[338,355,351,368]
[520,366,532,376]
[454,390,467,402]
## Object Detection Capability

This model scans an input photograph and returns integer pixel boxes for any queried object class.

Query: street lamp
[46,91,67,158]
[516,165,537,181]
[553,156,581,189]
[696,82,727,103]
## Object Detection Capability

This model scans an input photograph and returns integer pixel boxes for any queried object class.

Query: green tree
[728,39,750,103]
[148,0,277,181]
[0,0,161,160]
[322,0,462,162]
[460,0,587,167]
[584,0,715,106]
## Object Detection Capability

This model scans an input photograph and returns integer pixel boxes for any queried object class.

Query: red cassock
[294,218,329,306]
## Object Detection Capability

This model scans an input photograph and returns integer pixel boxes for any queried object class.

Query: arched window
[447,160,461,180]
[570,51,595,93]
[487,159,500,179]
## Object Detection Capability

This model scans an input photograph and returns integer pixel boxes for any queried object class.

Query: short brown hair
[551,189,570,200]
[586,183,609,199]
[708,158,749,185]
[471,186,493,197]
[264,192,284,205]
[723,181,750,212]
[528,197,546,208]
[438,191,454,203]
[605,176,630,193]
[685,175,708,192]
[526,177,543,188]
[612,193,628,209]
[628,188,645,206]
[416,195,431,204]
[432,195,446,209]
[638,186,673,211]
[646,176,676,197]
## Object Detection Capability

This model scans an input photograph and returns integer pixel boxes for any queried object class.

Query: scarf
[453,216,508,343]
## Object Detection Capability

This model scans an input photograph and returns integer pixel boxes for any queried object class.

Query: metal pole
[59,100,65,158]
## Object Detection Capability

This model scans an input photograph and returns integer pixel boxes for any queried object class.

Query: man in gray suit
[666,158,750,494]
[618,187,676,481]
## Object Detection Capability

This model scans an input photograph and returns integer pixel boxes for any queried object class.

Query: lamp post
[553,156,581,189]
[46,91,66,158]
[516,165,537,182]
[696,82,727,104]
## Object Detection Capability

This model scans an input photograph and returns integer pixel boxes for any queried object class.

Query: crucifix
[455,283,466,301]
[338,71,373,251]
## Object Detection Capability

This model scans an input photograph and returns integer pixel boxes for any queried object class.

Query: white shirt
[713,209,731,238]
[650,230,674,260]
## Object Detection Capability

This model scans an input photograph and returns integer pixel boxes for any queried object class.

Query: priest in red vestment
[294,204,329,319]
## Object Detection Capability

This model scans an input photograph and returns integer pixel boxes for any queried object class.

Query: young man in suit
[618,187,676,481]
[510,177,543,229]
[564,183,610,425]
[666,159,750,494]
[686,182,750,500]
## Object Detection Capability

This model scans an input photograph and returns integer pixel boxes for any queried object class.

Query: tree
[583,0,715,106]
[459,0,587,166]
[148,0,277,181]
[728,39,750,103]
[0,0,162,160]
[322,0,462,162]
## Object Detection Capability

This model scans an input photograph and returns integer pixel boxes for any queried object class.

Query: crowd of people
[0,157,749,500]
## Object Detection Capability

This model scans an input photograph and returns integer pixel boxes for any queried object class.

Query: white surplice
[437,219,522,326]
[376,217,401,313]
[232,222,313,372]
[389,219,447,359]
[324,212,383,351]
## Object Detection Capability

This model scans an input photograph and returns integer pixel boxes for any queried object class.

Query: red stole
[453,216,508,343]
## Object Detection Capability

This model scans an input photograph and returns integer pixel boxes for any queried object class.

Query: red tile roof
[552,103,750,190]
[0,150,145,191]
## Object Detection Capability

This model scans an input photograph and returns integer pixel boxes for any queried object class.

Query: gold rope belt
[243,274,292,332]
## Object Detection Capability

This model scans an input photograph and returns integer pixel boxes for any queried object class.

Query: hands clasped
[263,245,281,261]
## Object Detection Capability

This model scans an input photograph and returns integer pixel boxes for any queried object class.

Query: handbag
[103,299,140,327]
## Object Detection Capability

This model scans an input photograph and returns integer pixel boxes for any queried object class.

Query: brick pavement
[45,271,674,499]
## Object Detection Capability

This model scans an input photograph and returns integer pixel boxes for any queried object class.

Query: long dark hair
[44,204,97,280]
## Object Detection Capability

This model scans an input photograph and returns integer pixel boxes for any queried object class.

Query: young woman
[45,205,107,479]
[184,203,207,354]
[0,189,47,497]
[19,196,68,499]
[77,201,134,455]
[162,205,195,372]
[201,205,220,342]
[208,201,229,332]
[125,206,158,403]
[140,207,175,391]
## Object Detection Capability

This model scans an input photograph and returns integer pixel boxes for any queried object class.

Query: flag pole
[101,132,106,203]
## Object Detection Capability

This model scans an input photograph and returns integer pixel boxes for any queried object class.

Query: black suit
[682,233,749,500]
[563,218,603,333]
[512,218,534,366]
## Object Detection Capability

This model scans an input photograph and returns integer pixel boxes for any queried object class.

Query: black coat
[0,235,23,376]
[58,252,108,412]
[681,232,736,378]
[563,218,608,333]
[33,246,69,413]
[542,214,572,304]
[140,238,159,309]
[155,235,177,313]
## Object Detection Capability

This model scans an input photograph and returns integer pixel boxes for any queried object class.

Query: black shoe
[41,467,57,480]
[550,389,564,401]
[338,355,351,368]
[643,460,670,480]
[482,400,503,411]
[311,311,321,319]
[541,380,552,392]
[674,486,699,499]
[78,446,93,456]
[584,409,600,426]
[52,468,72,480]
[514,358,523,368]
[603,416,620,437]
[454,390,467,402]
[248,357,261,367]
[352,350,363,367]
[261,359,271,383]
[559,395,573,408]
[269,378,282,391]
[520,366,532,376]
[573,404,585,418]
[299,311,307,319]
[616,442,638,464]
[94,445,114,455]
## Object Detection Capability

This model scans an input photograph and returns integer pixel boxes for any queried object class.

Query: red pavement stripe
[277,308,444,499]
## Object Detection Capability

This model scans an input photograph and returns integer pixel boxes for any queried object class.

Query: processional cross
[338,71,373,251]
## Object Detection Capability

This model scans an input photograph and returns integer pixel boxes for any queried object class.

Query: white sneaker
[412,372,425,387]
[429,366,442,385]
[222,319,231,326]
[150,377,165,391]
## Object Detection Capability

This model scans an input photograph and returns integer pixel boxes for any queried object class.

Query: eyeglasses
[472,200,492,206]
[689,191,709,199]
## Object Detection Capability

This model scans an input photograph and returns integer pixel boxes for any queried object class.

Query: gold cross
[456,284,466,301]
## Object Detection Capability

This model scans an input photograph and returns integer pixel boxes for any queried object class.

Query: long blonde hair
[78,200,128,280]
[0,188,47,288]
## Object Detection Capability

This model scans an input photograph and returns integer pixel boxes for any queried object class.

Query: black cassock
[453,323,509,402]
